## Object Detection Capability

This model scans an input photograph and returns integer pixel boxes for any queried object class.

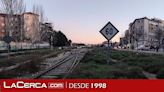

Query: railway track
[33,49,86,79]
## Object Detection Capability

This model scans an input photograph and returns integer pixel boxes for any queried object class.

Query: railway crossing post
[100,21,119,64]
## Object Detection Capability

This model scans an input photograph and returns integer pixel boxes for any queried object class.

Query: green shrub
[70,47,164,79]
[69,63,147,79]
[126,67,147,79]
[157,68,164,79]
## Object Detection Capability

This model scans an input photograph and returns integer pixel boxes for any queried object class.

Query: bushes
[70,63,147,79]
[110,50,132,60]
[81,50,109,64]
[157,68,164,79]
[116,50,164,75]
[17,56,42,73]
[70,47,164,79]
[126,67,147,79]
[143,63,163,74]
[0,55,42,78]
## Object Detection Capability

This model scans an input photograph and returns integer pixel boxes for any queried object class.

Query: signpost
[3,35,13,59]
[3,35,13,44]
[100,21,119,43]
[100,21,119,63]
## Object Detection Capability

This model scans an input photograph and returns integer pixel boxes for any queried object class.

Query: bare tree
[33,4,45,22]
[0,0,26,57]
[39,5,45,23]
[15,0,26,42]
[0,0,25,37]
[38,5,45,43]
[124,30,130,48]
[32,4,46,43]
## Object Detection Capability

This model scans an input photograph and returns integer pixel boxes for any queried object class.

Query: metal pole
[20,16,23,50]
[107,40,110,64]
[50,35,53,50]
[7,43,10,59]
[108,40,110,51]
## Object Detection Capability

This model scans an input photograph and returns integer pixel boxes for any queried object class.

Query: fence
[0,41,50,51]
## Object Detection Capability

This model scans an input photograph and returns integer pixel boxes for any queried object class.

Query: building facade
[0,12,40,43]
[127,17,164,49]
[23,12,40,43]
[0,13,6,40]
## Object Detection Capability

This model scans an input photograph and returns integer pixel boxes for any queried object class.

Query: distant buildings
[125,17,164,49]
[40,22,54,42]
[119,37,128,48]
[0,12,40,43]
[101,41,112,47]
[0,13,5,39]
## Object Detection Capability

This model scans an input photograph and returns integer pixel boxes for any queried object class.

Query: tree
[125,30,130,41]
[0,0,25,57]
[0,0,26,41]
[52,31,57,46]
[33,4,45,43]
[68,40,72,46]
[40,22,54,47]
[124,30,130,48]
[54,31,69,47]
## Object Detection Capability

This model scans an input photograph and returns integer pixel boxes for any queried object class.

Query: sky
[24,0,164,44]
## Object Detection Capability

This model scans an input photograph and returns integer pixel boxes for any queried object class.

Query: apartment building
[128,17,164,49]
[0,12,40,43]
[23,12,40,42]
[0,13,6,39]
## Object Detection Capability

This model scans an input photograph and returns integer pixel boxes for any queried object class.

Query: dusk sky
[25,0,164,44]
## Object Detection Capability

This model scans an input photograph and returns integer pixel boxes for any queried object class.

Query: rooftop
[130,17,164,27]
[23,12,39,16]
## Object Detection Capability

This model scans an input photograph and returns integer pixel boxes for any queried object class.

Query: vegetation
[0,48,64,67]
[53,31,70,47]
[45,30,71,47]
[70,63,146,79]
[69,47,164,79]
[0,0,71,49]
[0,48,64,78]
[0,55,42,78]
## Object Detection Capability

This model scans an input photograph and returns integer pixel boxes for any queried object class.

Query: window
[141,20,144,23]
[132,26,135,29]
[2,30,5,32]
[141,26,143,30]
[15,26,18,29]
